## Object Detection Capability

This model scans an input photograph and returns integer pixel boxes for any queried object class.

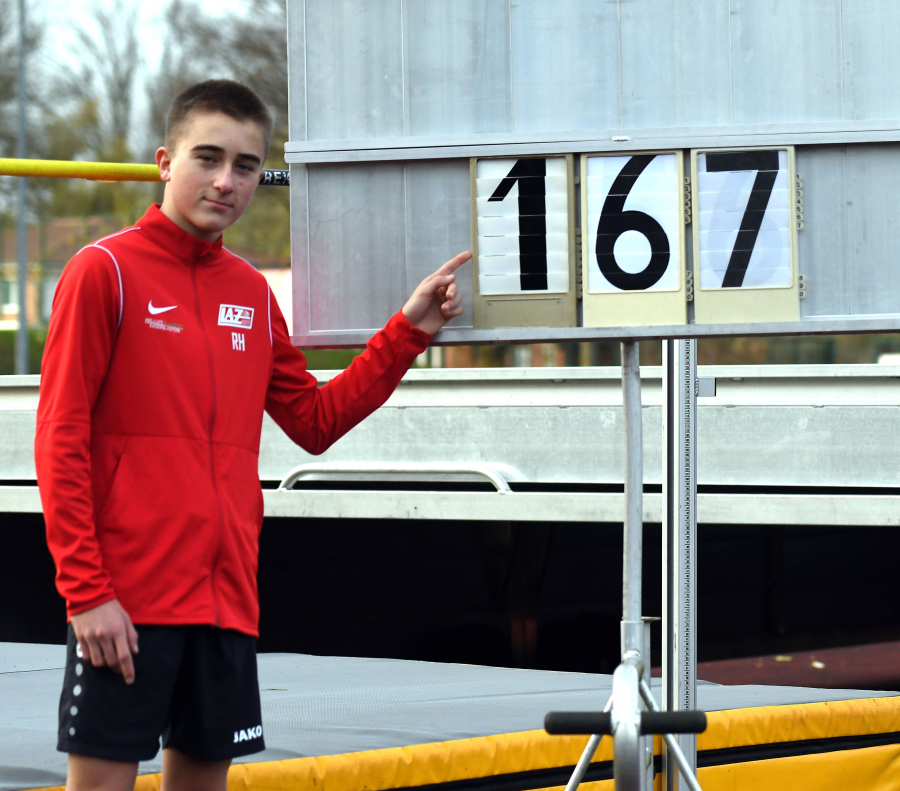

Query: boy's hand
[402,252,472,336]
[70,599,139,684]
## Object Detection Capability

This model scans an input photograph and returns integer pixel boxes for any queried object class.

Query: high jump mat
[2,642,898,791]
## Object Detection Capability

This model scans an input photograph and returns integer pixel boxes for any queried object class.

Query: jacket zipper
[191,263,225,627]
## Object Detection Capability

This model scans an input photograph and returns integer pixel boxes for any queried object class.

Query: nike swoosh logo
[148,301,177,315]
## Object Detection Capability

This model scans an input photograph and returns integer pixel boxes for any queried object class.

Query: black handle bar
[639,711,707,734]
[545,712,613,735]
[545,710,707,736]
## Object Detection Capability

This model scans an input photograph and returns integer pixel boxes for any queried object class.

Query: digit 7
[705,151,780,288]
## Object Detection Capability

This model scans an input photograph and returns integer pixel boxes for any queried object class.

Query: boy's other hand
[71,599,140,684]
[402,251,472,336]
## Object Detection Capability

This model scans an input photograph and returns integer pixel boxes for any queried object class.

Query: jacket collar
[137,204,225,264]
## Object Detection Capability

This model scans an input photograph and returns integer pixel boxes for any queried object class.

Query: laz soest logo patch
[218,304,254,329]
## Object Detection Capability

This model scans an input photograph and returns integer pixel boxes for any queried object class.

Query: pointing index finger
[435,251,472,277]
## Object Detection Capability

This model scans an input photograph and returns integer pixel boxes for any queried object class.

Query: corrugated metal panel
[307,163,406,332]
[404,161,474,329]
[285,0,306,140]
[406,0,511,136]
[509,0,620,133]
[290,0,888,143]
[845,145,900,315]
[619,0,733,128]
[729,0,844,124]
[304,0,404,140]
[303,160,472,335]
[668,0,734,127]
[842,2,900,121]
[796,147,848,318]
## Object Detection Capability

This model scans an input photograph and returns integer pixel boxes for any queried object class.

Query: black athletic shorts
[57,624,265,762]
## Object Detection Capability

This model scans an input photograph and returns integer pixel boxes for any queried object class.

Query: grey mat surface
[1,643,896,791]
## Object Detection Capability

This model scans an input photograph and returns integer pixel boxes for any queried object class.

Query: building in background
[0,220,295,334]
[1,218,120,329]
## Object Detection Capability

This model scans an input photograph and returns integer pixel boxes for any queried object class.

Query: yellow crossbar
[0,158,160,182]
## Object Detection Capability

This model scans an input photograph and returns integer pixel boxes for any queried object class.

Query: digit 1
[488,159,548,291]
[705,150,780,288]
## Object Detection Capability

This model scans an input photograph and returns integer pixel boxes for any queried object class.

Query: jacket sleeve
[35,246,120,616]
[264,293,432,455]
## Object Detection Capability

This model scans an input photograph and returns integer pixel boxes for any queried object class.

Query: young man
[35,80,470,791]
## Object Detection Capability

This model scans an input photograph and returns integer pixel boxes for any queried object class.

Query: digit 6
[595,155,670,291]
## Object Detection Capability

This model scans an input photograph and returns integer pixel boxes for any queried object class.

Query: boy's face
[156,111,267,242]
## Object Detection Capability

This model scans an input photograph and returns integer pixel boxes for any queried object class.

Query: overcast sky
[30,0,252,154]
[37,0,248,73]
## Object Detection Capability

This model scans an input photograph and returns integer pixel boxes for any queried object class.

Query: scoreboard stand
[546,340,707,791]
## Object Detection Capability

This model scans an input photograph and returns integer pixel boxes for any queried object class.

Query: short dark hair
[165,80,274,156]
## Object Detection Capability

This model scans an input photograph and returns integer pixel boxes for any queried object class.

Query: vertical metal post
[15,0,28,375]
[618,340,645,791]
[641,618,655,791]
[620,340,643,659]
[661,339,698,789]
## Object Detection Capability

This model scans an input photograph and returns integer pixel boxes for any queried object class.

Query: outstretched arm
[266,252,471,455]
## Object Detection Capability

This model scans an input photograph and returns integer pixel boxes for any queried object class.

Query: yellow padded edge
[224,697,900,791]
[24,680,900,791]
[696,742,900,791]
[224,729,612,791]
[0,158,160,182]
[699,695,900,751]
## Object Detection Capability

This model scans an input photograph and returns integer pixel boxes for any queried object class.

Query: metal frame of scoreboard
[285,122,900,349]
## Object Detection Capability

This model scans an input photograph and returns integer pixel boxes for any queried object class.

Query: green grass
[299,348,366,370]
[0,329,49,375]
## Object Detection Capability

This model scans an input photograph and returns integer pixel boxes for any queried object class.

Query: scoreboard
[283,0,900,347]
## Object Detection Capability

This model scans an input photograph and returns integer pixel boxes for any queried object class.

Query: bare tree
[0,0,41,214]
[226,0,288,135]
[146,0,288,154]
[26,3,149,225]
[73,1,141,155]
[146,0,228,150]
[0,0,18,159]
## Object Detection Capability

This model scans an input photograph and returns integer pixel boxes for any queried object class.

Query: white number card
[475,157,569,296]
[695,149,791,289]
[585,153,682,294]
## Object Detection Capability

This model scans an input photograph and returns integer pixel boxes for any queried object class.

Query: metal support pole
[620,340,645,791]
[611,656,642,790]
[661,339,698,788]
[620,340,643,659]
[15,0,28,375]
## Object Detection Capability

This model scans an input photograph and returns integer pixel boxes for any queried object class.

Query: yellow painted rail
[0,158,161,182]
[0,159,290,185]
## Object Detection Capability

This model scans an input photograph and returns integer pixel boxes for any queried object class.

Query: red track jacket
[35,204,431,636]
